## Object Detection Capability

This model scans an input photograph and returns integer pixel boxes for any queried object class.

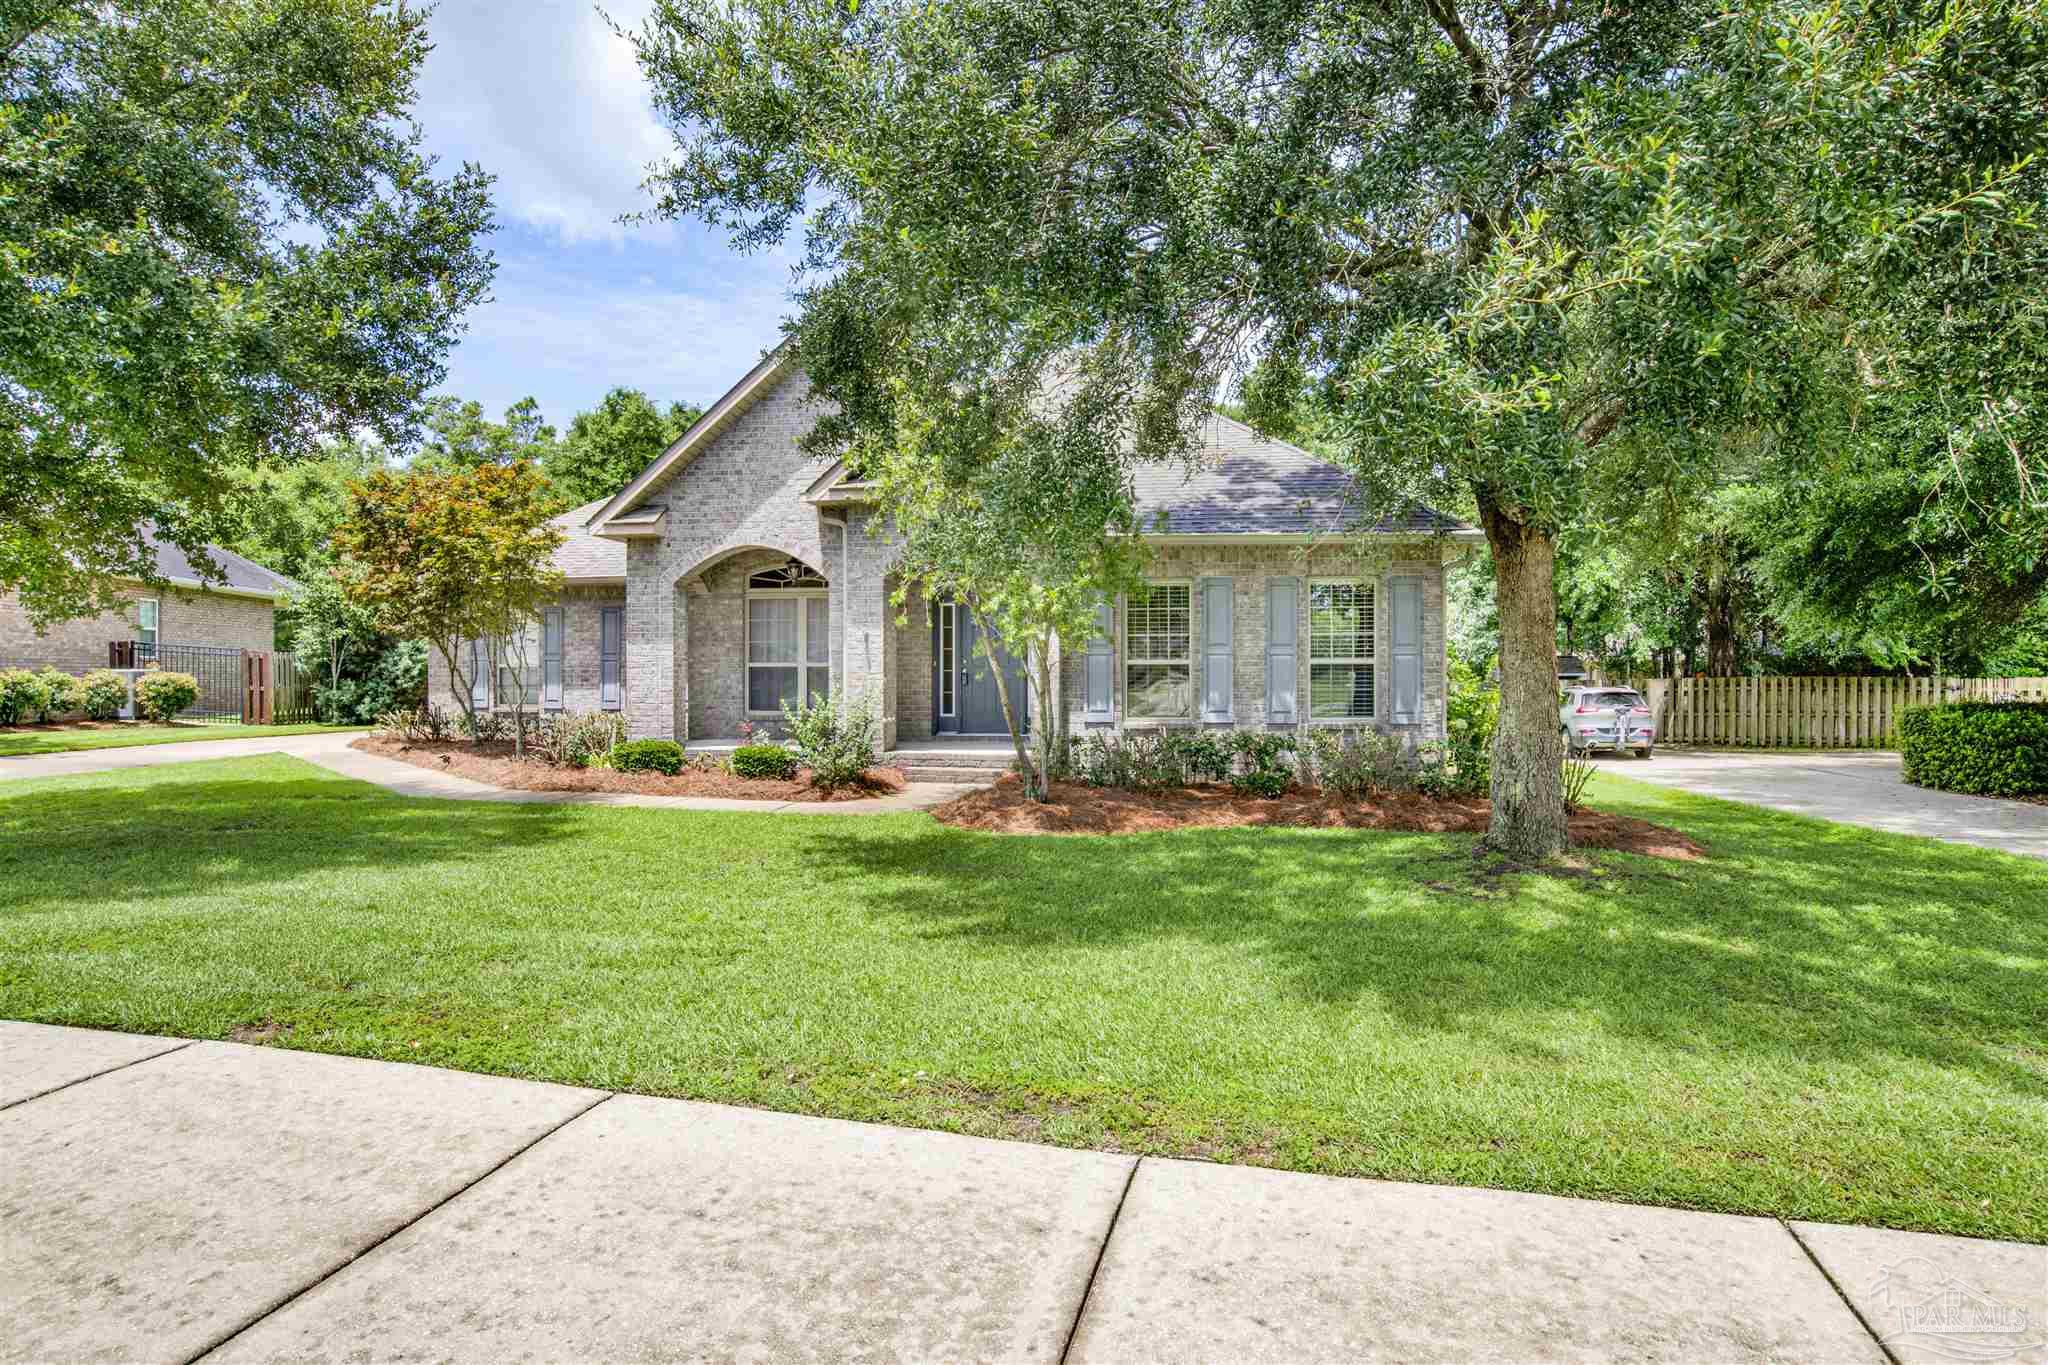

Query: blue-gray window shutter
[1266,577,1298,722]
[599,607,624,710]
[542,608,565,708]
[1084,601,1114,718]
[1391,577,1423,724]
[469,638,489,710]
[1201,577,1233,722]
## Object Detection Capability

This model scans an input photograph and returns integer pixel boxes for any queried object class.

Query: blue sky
[412,0,793,426]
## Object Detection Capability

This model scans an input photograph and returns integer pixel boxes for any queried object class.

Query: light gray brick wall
[622,373,845,740]
[423,586,627,715]
[1055,543,1450,743]
[1,585,275,673]
[893,579,934,742]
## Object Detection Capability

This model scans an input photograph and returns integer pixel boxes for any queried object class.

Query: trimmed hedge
[134,670,200,723]
[76,670,129,721]
[730,743,800,781]
[1897,702,2048,797]
[611,739,684,776]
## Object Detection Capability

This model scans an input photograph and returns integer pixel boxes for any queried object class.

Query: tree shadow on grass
[789,798,2048,1099]
[0,766,585,907]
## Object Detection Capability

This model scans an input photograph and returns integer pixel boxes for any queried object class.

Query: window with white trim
[746,560,829,713]
[937,603,955,718]
[135,598,159,653]
[1124,581,1193,719]
[1309,580,1374,718]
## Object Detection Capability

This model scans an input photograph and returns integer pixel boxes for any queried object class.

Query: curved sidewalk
[0,729,982,813]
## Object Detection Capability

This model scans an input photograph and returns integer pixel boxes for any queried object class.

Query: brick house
[428,350,1481,749]
[0,532,295,674]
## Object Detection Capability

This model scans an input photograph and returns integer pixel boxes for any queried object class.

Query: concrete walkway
[3,1023,2042,1364]
[0,729,981,813]
[1612,748,2048,859]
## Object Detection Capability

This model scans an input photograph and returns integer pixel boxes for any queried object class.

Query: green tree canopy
[1,0,496,627]
[549,387,702,506]
[413,396,558,474]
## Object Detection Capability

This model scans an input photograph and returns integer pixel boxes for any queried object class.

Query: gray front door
[935,602,1028,735]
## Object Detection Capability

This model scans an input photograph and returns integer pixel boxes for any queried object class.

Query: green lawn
[2,755,2043,1241]
[0,722,361,757]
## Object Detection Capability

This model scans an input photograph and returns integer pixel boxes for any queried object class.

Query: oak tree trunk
[1479,495,1568,861]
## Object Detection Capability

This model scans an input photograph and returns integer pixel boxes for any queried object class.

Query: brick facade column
[625,541,683,740]
[842,509,900,751]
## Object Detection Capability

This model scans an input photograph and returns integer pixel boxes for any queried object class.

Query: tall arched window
[745,559,829,712]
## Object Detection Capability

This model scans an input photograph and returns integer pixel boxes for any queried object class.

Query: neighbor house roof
[552,498,628,583]
[141,529,299,601]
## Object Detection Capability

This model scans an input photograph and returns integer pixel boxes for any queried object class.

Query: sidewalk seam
[1057,1155,1141,1365]
[1780,1217,1901,1365]
[183,1088,616,1364]
[0,1039,196,1115]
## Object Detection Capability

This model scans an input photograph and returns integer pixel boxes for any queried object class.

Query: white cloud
[438,251,791,418]
[416,0,674,244]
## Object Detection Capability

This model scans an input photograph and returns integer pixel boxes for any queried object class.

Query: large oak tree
[634,0,2045,856]
[2,0,496,624]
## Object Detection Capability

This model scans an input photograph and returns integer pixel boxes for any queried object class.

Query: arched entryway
[678,546,832,739]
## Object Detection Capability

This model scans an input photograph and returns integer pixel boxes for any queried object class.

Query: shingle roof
[1131,414,1473,537]
[552,498,628,581]
[143,529,299,598]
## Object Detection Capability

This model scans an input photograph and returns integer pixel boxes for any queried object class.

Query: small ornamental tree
[337,462,564,748]
[862,360,1152,801]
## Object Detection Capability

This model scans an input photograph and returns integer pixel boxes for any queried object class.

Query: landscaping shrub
[31,668,78,721]
[459,709,508,742]
[781,690,879,788]
[133,670,200,722]
[1561,754,1597,810]
[1301,728,1411,796]
[377,704,457,743]
[1227,729,1297,798]
[612,738,685,775]
[1898,702,2048,797]
[730,743,800,781]
[533,709,626,768]
[76,669,129,721]
[0,668,39,724]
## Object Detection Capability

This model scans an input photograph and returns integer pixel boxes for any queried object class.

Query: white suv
[1559,687,1656,758]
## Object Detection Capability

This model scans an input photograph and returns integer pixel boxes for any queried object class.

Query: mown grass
[0,722,360,757]
[1,755,2042,1241]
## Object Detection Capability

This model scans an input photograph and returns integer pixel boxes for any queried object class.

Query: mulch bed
[930,774,1704,859]
[352,736,906,802]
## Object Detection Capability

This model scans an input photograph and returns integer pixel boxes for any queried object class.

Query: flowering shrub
[76,670,130,721]
[134,670,200,722]
[780,690,879,788]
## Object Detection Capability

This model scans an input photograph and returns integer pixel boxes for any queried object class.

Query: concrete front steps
[885,744,1013,786]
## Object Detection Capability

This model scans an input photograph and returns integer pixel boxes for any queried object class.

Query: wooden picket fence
[1649,675,2048,749]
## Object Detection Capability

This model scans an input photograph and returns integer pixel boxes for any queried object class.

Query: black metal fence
[105,642,318,724]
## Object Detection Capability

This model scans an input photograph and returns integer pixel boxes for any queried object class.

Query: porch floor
[685,737,1015,762]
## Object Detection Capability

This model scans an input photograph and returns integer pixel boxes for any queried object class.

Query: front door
[934,601,1029,735]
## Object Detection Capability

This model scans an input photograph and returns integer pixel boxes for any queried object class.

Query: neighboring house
[428,350,1482,749]
[0,531,297,674]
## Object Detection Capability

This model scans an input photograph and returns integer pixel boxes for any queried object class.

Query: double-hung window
[1124,582,1193,719]
[746,560,829,713]
[1309,580,1374,718]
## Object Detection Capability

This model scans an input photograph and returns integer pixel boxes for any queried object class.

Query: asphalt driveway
[1615,748,2048,858]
